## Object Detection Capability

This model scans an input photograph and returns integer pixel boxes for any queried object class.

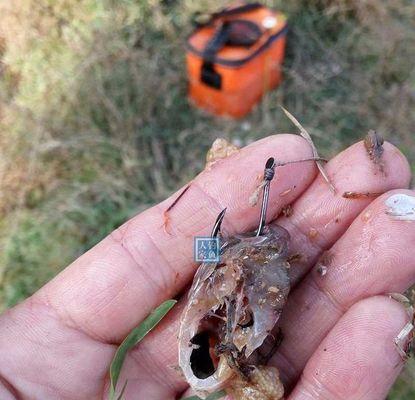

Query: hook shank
[256,157,276,236]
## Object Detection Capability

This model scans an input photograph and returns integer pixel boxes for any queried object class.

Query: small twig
[275,157,328,167]
[165,183,191,213]
[163,183,192,234]
[281,106,336,193]
[364,130,385,174]
[342,191,382,199]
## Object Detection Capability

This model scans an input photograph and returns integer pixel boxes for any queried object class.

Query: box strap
[200,22,232,89]
[194,3,263,27]
[200,17,262,89]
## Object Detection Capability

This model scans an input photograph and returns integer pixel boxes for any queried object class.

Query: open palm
[0,134,413,400]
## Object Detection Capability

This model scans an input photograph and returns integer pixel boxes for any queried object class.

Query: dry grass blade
[281,106,336,193]
[109,299,177,400]
[181,389,227,400]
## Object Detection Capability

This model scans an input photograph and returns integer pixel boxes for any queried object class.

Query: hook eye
[265,157,275,170]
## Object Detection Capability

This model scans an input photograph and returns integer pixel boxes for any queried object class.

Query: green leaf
[115,380,128,400]
[181,390,227,400]
[109,299,177,399]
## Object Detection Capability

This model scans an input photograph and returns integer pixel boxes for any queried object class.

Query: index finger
[36,134,317,343]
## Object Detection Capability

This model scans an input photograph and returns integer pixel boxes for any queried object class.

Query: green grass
[0,0,414,398]
[109,299,177,399]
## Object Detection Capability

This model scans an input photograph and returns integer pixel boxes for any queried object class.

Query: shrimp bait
[179,158,290,399]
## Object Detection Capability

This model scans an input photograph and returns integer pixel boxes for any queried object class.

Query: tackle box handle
[200,18,262,89]
[193,2,263,28]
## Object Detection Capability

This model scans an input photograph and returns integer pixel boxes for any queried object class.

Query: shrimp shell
[179,225,291,398]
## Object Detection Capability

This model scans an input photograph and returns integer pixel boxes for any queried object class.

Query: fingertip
[291,295,410,400]
[318,295,410,374]
[381,141,412,188]
[253,133,314,152]
[348,295,409,335]
[325,138,411,193]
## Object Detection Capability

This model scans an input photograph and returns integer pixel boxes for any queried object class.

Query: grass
[0,0,414,398]
[109,300,177,399]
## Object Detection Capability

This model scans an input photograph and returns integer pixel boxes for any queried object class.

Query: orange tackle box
[186,2,287,118]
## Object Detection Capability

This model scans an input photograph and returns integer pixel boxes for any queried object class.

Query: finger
[288,296,411,400]
[36,134,316,343]
[271,189,415,387]
[273,140,410,284]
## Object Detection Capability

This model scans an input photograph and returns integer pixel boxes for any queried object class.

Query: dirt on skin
[364,130,385,174]
[342,191,381,199]
[280,204,293,218]
[206,138,240,169]
[227,366,284,400]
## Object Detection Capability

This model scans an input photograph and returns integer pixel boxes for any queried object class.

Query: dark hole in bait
[190,331,216,379]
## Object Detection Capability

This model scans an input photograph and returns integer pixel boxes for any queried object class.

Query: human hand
[0,134,413,400]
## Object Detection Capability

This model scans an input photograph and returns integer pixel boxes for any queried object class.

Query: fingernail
[388,293,414,319]
[394,321,414,361]
[385,194,415,221]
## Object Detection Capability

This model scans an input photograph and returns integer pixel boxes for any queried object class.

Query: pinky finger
[288,296,412,400]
